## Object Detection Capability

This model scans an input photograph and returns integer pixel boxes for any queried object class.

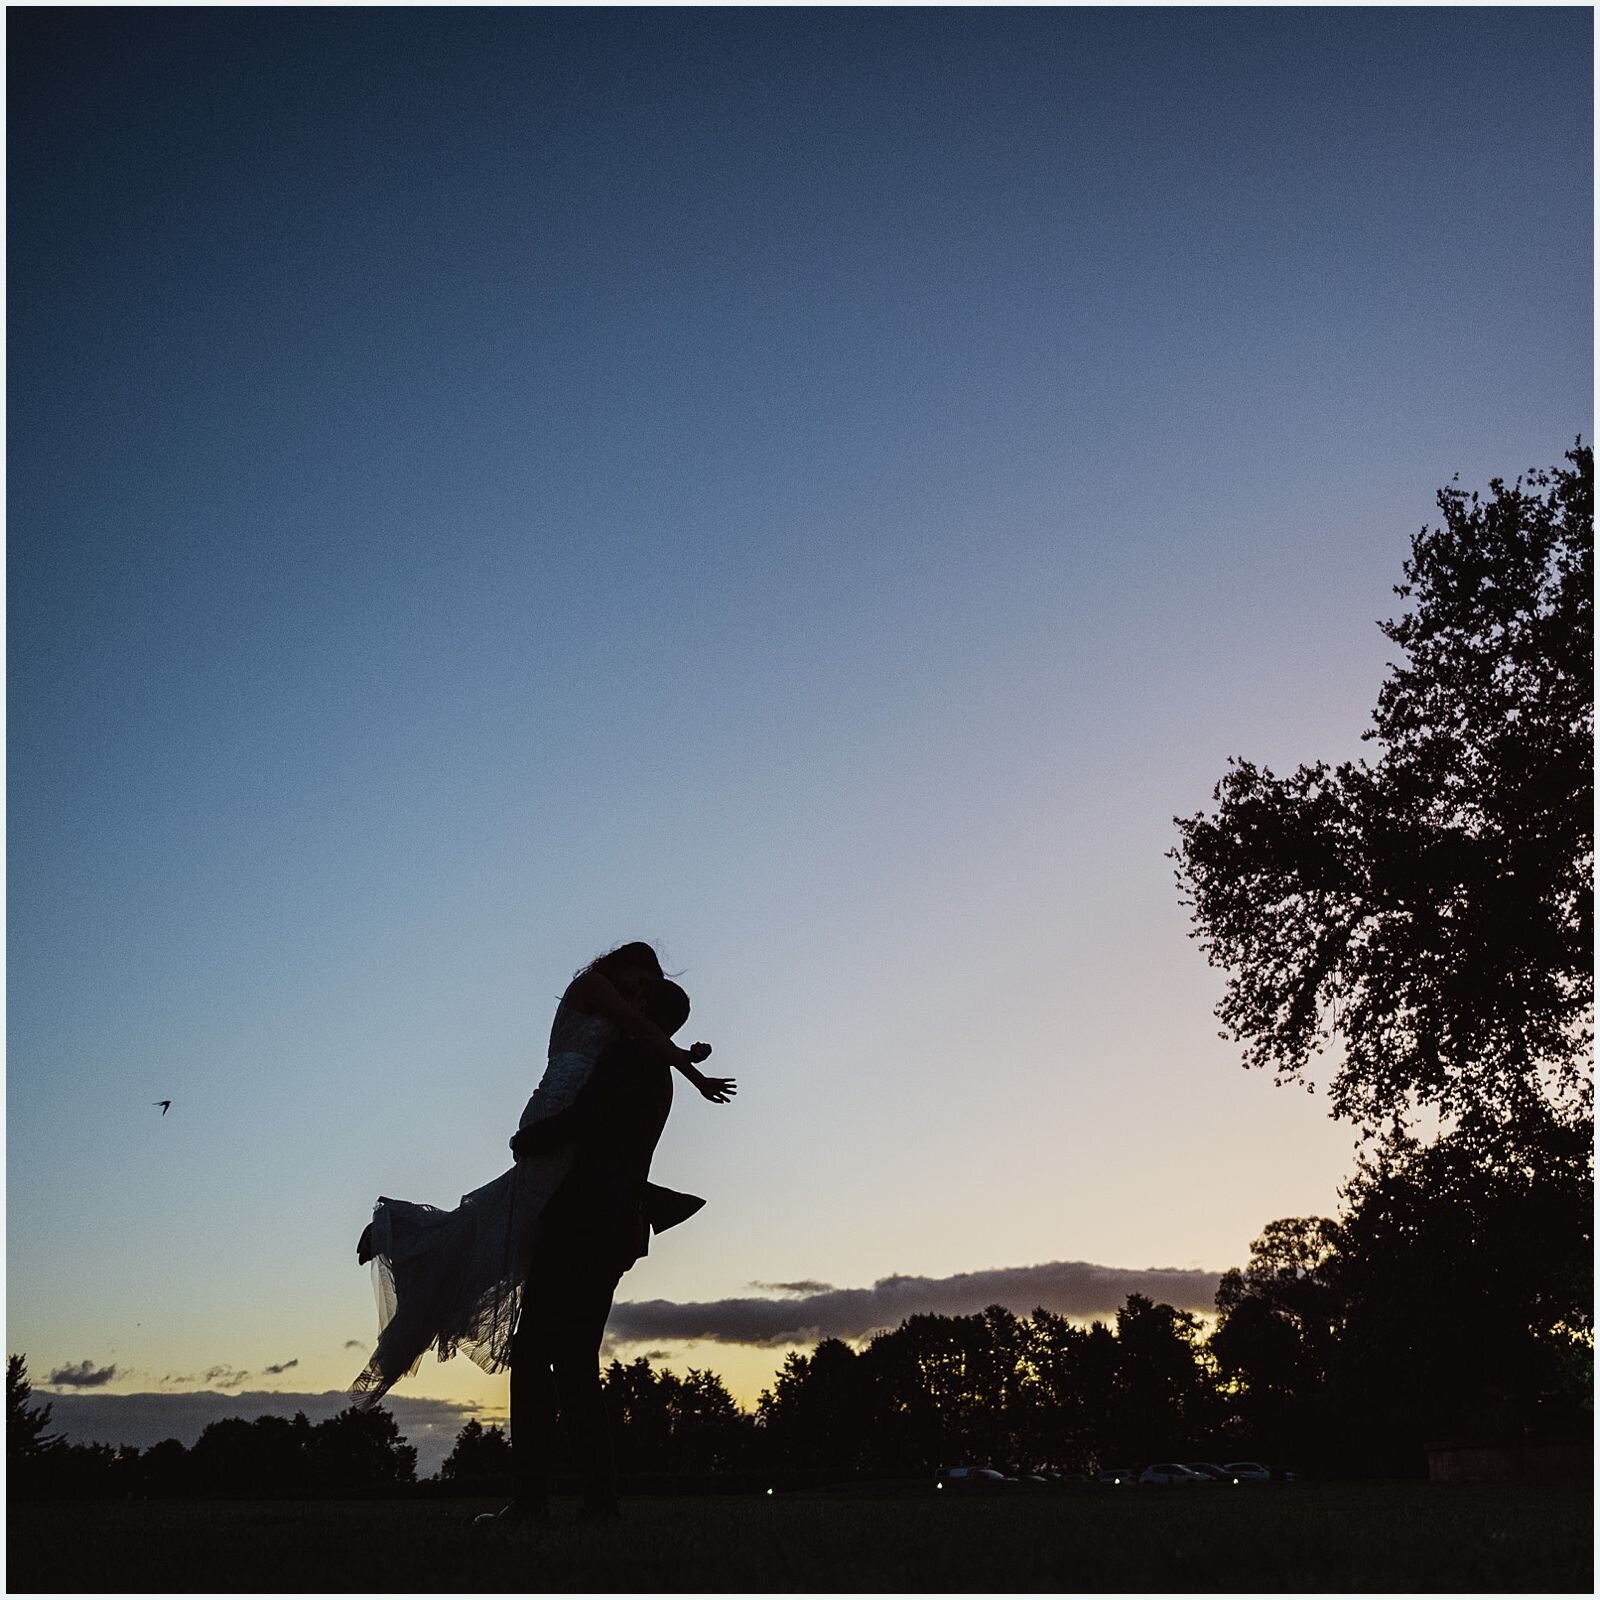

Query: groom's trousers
[510,1229,627,1513]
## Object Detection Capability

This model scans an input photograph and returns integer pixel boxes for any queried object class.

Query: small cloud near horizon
[750,1280,836,1295]
[47,1360,118,1388]
[262,1359,299,1376]
[203,1365,251,1388]
[611,1259,1222,1347]
[344,1340,365,1351]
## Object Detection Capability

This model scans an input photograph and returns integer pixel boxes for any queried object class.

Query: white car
[1224,1460,1293,1483]
[1139,1462,1211,1486]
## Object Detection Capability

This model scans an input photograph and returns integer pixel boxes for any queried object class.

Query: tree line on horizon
[10,445,1592,1500]
[7,1356,418,1500]
[9,1123,1589,1497]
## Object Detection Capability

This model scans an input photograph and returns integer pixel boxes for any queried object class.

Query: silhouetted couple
[352,941,734,1525]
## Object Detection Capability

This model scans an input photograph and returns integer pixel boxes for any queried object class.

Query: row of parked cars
[938,1461,1294,1490]
[940,1467,1068,1490]
[1095,1461,1294,1487]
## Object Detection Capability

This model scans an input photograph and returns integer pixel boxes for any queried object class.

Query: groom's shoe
[474,1500,550,1531]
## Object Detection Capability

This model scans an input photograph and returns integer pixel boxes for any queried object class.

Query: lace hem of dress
[349,1149,573,1408]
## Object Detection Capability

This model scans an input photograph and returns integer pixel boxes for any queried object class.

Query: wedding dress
[349,1002,618,1406]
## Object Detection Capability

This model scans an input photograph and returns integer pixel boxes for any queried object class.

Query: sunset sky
[9,6,1591,1477]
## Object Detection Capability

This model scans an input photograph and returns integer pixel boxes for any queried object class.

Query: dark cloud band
[611,1259,1220,1346]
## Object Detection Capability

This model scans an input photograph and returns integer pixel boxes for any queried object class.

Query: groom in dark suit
[482,977,729,1525]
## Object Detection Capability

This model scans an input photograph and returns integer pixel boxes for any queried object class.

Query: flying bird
[154,1100,172,1115]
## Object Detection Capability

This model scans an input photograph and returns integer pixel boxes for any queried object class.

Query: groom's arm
[509,1051,629,1158]
[510,1089,597,1157]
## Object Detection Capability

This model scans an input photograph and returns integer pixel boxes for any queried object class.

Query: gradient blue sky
[9,6,1591,1467]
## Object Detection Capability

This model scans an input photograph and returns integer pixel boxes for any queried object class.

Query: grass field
[8,1480,1592,1593]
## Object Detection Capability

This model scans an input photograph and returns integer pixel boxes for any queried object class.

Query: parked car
[1093,1466,1140,1487]
[1184,1461,1234,1483]
[1139,1462,1211,1486]
[1223,1460,1297,1483]
[938,1465,1009,1491]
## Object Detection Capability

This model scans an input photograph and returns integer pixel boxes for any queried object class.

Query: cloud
[610,1259,1221,1347]
[262,1359,299,1376]
[600,1336,676,1361]
[203,1366,251,1388]
[32,1390,490,1481]
[750,1280,836,1295]
[47,1360,118,1388]
[343,1340,365,1351]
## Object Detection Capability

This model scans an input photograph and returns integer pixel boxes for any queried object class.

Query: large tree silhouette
[1172,444,1592,1147]
[1211,1117,1593,1471]
[1331,1115,1593,1451]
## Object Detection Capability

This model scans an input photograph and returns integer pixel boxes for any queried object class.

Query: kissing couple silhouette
[352,940,735,1522]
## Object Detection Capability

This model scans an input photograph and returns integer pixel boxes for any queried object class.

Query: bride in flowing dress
[350,941,727,1405]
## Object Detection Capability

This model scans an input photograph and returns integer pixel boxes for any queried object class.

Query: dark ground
[7,1479,1592,1593]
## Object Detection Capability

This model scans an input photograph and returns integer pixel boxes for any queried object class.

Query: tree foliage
[310,1403,418,1490]
[1212,1119,1593,1471]
[603,1356,752,1476]
[752,1300,1222,1477]
[168,1405,416,1497]
[438,1416,513,1481]
[1172,444,1593,1143]
[1332,1118,1592,1441]
[7,1355,60,1461]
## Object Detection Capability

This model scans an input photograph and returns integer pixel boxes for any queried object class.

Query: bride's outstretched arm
[684,1071,737,1104]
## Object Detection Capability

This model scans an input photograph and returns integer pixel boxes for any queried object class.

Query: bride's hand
[696,1075,736,1104]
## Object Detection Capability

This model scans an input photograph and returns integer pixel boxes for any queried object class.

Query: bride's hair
[577,941,664,985]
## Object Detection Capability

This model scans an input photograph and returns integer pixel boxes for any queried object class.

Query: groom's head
[642,978,691,1038]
